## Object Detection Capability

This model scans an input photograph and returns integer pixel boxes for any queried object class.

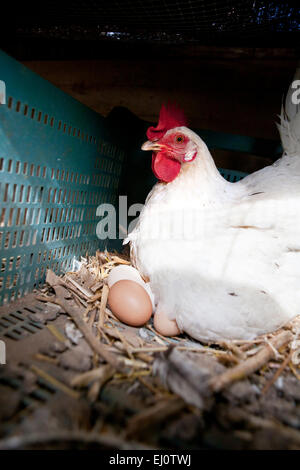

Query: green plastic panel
[218,167,247,182]
[0,50,125,305]
[198,128,282,158]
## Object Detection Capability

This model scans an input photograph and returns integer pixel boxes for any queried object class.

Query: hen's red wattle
[152,151,181,182]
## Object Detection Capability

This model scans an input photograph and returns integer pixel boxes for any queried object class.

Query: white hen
[125,90,300,342]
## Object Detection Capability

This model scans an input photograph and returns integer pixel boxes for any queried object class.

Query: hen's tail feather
[277,67,300,156]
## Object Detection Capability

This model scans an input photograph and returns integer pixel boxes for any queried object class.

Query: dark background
[1,0,299,141]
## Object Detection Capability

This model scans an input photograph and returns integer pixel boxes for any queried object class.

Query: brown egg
[108,280,153,327]
[153,309,181,337]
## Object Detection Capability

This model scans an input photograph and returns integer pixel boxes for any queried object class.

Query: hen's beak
[141,141,162,152]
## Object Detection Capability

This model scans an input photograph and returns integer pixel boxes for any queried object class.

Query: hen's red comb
[146,103,188,141]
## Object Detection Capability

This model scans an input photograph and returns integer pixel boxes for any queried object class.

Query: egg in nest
[107,265,180,335]
[107,265,153,327]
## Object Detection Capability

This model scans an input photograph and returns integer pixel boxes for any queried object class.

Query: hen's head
[142,103,198,183]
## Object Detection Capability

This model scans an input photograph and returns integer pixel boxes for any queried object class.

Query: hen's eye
[175,135,184,143]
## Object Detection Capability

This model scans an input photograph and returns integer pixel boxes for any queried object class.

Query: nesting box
[0,50,280,307]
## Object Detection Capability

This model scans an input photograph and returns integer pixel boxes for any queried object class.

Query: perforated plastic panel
[0,50,125,305]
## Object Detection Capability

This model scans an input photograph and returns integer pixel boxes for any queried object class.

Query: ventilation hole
[35,208,41,225]
[15,208,21,226]
[22,208,28,225]
[0,319,11,328]
[10,311,24,320]
[22,307,36,316]
[26,186,31,203]
[29,388,50,403]
[5,315,18,325]
[16,101,21,112]
[19,185,24,202]
[37,378,56,394]
[8,208,13,227]
[11,232,17,248]
[19,230,25,247]
[3,183,8,202]
[38,186,44,202]
[35,165,40,178]
[0,208,5,226]
[8,257,13,271]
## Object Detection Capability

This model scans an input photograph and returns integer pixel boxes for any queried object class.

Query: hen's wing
[238,74,300,200]
[238,154,300,201]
